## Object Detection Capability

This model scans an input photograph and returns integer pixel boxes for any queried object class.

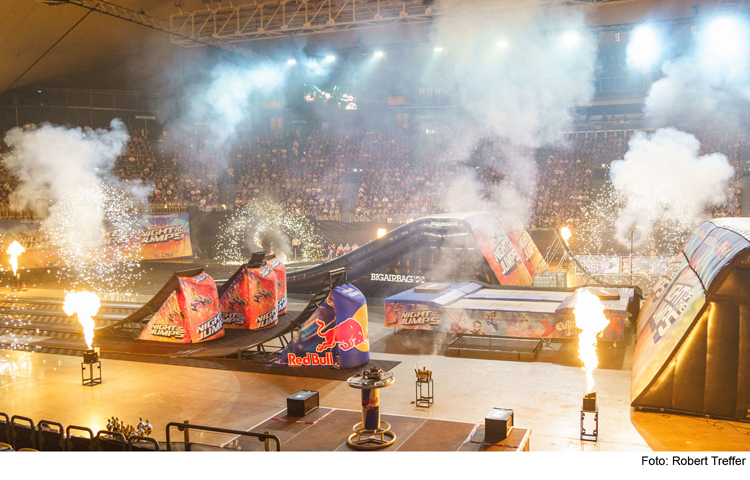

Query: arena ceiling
[0,0,721,94]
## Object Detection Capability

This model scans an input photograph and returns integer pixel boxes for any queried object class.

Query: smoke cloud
[4,120,130,251]
[427,8,597,222]
[187,62,288,150]
[643,18,750,126]
[609,128,734,245]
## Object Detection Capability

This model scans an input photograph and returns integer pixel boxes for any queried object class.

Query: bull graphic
[315,319,337,352]
[315,318,367,352]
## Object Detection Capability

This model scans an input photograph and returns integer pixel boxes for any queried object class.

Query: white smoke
[3,120,130,250]
[427,8,598,222]
[188,62,288,150]
[643,17,750,126]
[609,128,734,245]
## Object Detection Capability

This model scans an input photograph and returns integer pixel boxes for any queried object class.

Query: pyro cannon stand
[346,367,396,450]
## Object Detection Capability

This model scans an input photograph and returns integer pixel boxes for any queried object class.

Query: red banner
[138,272,225,343]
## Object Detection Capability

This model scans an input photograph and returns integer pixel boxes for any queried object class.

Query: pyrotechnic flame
[377,228,387,239]
[63,292,101,350]
[7,241,25,276]
[560,227,572,244]
[573,289,609,394]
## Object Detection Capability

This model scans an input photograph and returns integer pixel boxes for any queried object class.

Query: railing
[0,411,280,452]
[165,421,281,452]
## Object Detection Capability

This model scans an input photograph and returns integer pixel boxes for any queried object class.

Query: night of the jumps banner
[270,258,287,315]
[464,214,545,286]
[138,272,225,344]
[273,284,369,368]
[0,214,193,269]
[219,263,279,330]
[631,220,750,401]
[385,298,627,341]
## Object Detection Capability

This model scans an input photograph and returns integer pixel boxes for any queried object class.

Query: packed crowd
[0,121,747,226]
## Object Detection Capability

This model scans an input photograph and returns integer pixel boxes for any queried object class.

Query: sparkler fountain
[573,289,609,442]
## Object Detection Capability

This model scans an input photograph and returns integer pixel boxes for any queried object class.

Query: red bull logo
[337,317,367,351]
[288,352,335,366]
[315,318,367,352]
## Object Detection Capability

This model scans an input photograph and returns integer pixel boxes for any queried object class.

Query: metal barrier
[128,435,160,451]
[10,415,36,451]
[165,420,281,452]
[65,425,94,451]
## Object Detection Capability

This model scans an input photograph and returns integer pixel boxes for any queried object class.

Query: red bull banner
[270,258,287,315]
[273,283,369,369]
[464,214,544,286]
[219,263,278,330]
[138,272,225,343]
[0,214,193,269]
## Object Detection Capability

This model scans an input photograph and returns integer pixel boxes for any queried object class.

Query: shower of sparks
[0,351,32,383]
[45,181,144,295]
[63,291,100,349]
[215,199,322,264]
[571,181,701,292]
[7,241,25,276]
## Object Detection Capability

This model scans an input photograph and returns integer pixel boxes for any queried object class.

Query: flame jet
[573,289,609,394]
[63,291,101,349]
[7,241,25,276]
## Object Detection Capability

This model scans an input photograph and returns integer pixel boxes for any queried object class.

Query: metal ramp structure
[95,267,206,340]
[98,251,271,340]
[534,229,609,288]
[224,267,347,363]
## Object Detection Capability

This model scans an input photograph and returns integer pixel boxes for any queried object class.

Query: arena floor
[1,263,749,452]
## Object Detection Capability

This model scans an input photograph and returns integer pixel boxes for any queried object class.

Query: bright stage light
[287,59,297,65]
[324,55,336,63]
[497,40,509,49]
[627,26,660,70]
[704,17,747,60]
[374,51,384,58]
[377,228,387,238]
[562,31,580,47]
[434,47,443,52]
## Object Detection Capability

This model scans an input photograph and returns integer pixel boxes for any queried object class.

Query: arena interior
[2,0,750,470]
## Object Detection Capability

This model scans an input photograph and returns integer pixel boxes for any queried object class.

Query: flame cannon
[64,291,102,386]
[7,241,25,291]
[573,289,609,442]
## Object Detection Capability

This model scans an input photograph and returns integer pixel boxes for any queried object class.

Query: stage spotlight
[497,40,509,49]
[627,26,660,70]
[288,59,297,65]
[434,47,443,52]
[562,31,580,47]
[324,55,336,63]
[705,17,747,60]
[374,51,384,58]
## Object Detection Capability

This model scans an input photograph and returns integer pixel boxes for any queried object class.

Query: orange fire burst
[63,292,101,350]
[560,227,572,244]
[7,241,25,276]
[573,289,609,394]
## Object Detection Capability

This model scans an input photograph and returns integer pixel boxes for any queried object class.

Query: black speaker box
[287,390,319,417]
